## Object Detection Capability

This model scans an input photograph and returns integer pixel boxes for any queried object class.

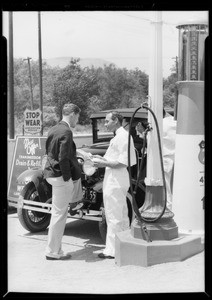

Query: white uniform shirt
[104,126,136,167]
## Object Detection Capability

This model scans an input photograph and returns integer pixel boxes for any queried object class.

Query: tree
[42,106,59,133]
[163,66,178,109]
[92,65,149,111]
[52,58,98,124]
[12,58,60,119]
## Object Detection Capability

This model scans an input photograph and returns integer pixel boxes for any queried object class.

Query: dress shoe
[98,253,114,259]
[46,253,72,260]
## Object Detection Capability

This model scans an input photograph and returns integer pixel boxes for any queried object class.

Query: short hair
[62,103,81,116]
[109,111,123,125]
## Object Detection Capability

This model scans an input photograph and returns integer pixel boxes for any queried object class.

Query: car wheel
[17,182,51,232]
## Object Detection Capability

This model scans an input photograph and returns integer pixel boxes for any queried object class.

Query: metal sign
[24,108,42,134]
[7,136,47,202]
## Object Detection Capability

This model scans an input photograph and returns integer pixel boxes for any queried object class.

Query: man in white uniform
[93,111,136,259]
[162,109,176,211]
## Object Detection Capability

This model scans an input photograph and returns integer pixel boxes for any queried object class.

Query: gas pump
[172,21,208,235]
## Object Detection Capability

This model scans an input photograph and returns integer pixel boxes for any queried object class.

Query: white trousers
[45,176,82,258]
[103,168,130,257]
[163,157,174,211]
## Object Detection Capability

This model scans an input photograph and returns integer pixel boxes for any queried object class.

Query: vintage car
[17,107,172,242]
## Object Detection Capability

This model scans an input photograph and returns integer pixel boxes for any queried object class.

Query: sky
[2,10,209,78]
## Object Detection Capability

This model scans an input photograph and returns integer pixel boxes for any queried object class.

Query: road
[6,212,205,295]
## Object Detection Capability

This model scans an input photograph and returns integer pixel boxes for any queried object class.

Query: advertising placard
[24,108,42,134]
[7,136,47,202]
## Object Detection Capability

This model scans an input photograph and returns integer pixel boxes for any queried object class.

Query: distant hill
[44,57,114,69]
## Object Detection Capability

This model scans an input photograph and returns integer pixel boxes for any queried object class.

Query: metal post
[146,11,163,184]
[38,12,43,135]
[8,11,15,139]
[23,57,34,110]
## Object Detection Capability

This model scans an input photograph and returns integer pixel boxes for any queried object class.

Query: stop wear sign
[24,108,42,134]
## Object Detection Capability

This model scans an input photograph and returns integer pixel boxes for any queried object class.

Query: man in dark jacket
[44,103,82,260]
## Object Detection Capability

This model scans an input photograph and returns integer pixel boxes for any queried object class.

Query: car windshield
[91,115,145,150]
[91,118,114,143]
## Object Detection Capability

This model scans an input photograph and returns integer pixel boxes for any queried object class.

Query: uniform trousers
[45,176,82,258]
[163,157,174,211]
[103,168,130,257]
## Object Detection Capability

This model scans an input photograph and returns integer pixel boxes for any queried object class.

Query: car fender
[17,168,43,187]
[17,168,51,202]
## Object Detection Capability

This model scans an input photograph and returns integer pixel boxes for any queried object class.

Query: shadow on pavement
[65,219,103,243]
[10,214,103,243]
[9,213,106,262]
[17,217,105,258]
[64,220,106,262]
[22,218,103,243]
[69,244,105,263]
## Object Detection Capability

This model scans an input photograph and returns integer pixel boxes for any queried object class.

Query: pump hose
[128,107,152,242]
[134,125,148,196]
[128,104,168,240]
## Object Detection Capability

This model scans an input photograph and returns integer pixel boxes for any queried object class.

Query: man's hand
[92,157,107,168]
[93,157,126,169]
[92,155,106,160]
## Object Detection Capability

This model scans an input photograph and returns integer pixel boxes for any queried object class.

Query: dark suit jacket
[43,121,81,181]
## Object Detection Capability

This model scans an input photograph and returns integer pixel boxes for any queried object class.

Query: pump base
[131,218,178,240]
[115,229,203,267]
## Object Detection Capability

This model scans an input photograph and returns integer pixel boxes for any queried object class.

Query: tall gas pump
[172,21,208,235]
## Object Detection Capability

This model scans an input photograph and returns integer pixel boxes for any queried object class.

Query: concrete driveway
[6,212,205,295]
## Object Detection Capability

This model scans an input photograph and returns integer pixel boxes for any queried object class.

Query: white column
[145,11,163,186]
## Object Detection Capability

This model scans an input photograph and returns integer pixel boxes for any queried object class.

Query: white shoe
[46,253,72,260]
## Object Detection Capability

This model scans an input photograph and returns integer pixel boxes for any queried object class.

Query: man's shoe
[46,253,72,260]
[98,253,114,259]
[69,202,84,216]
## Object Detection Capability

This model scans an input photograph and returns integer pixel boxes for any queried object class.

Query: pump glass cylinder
[177,24,208,81]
